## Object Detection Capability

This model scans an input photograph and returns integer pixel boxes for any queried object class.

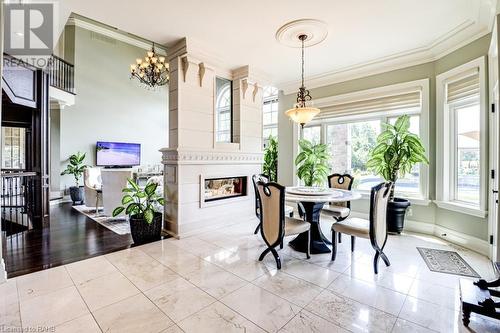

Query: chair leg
[280,239,284,249]
[306,229,311,259]
[254,223,260,235]
[259,247,271,261]
[380,251,391,267]
[271,248,281,269]
[351,236,355,252]
[373,251,380,274]
[338,233,342,243]
[331,230,338,261]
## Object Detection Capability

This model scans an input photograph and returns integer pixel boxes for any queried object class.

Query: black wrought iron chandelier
[130,43,169,88]
[285,34,320,127]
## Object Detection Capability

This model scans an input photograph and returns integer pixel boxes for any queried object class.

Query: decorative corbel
[252,83,259,102]
[241,79,249,99]
[181,56,189,82]
[198,63,206,87]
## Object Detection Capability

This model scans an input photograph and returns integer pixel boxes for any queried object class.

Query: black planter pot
[387,198,411,234]
[69,186,85,205]
[129,212,162,244]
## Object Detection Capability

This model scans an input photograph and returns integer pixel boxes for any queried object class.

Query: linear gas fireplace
[201,176,247,205]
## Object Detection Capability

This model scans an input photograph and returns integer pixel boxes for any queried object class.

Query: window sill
[434,200,488,218]
[357,191,430,206]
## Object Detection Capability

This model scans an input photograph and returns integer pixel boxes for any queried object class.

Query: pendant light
[285,34,320,127]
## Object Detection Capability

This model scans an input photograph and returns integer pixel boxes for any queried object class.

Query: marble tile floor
[1,218,499,333]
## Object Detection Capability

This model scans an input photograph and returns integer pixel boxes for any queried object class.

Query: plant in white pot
[366,115,429,233]
[60,152,87,205]
[113,178,165,244]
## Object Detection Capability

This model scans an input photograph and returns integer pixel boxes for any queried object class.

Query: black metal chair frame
[256,181,310,269]
[331,182,393,274]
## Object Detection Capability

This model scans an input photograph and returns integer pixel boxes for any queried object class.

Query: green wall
[278,33,492,240]
[57,26,168,191]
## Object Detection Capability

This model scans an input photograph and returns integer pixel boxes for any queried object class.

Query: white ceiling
[56,0,497,91]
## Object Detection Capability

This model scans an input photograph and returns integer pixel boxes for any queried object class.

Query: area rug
[72,205,130,235]
[417,247,480,278]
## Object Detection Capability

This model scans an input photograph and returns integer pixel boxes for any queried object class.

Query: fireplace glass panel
[204,176,247,202]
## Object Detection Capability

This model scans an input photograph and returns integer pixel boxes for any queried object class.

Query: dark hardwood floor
[2,202,134,278]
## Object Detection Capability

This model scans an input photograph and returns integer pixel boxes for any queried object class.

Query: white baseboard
[349,211,490,257]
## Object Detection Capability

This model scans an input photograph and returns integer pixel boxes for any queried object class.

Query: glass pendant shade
[285,106,320,127]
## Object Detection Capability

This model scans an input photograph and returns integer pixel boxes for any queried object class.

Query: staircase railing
[48,55,75,94]
[1,170,36,236]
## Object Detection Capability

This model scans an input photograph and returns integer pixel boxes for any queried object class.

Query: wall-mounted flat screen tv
[96,141,141,167]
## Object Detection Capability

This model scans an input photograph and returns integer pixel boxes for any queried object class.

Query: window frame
[293,79,430,204]
[435,57,487,218]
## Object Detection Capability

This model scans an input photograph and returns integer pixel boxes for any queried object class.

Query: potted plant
[113,178,165,244]
[295,139,330,186]
[61,152,87,205]
[367,115,429,233]
[263,135,278,181]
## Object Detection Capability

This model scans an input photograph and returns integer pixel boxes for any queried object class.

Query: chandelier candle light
[285,34,320,127]
[130,43,169,88]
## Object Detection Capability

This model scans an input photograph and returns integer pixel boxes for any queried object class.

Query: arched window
[216,77,232,142]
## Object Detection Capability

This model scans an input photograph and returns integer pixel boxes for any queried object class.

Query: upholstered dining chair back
[369,182,393,251]
[252,174,269,218]
[256,182,284,248]
[327,173,354,207]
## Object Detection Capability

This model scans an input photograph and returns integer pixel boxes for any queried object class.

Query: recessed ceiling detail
[275,19,328,48]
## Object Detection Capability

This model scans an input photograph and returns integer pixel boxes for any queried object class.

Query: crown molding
[278,20,492,94]
[66,16,166,54]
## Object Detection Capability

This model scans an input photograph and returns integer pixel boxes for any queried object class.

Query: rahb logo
[4,3,53,55]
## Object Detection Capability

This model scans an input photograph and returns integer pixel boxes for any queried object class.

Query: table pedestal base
[289,201,331,254]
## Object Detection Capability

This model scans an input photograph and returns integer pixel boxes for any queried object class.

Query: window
[436,57,486,217]
[293,79,429,199]
[2,127,26,169]
[215,77,232,143]
[326,120,382,191]
[454,102,480,204]
[302,125,321,145]
[263,86,278,147]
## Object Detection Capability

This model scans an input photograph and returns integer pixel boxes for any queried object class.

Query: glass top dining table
[285,186,362,254]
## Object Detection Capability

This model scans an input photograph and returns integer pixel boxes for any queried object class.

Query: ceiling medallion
[275,19,328,48]
[130,43,169,89]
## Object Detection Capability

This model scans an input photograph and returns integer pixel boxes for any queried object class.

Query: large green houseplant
[61,152,87,204]
[295,139,330,186]
[366,115,429,233]
[263,135,278,181]
[113,178,165,244]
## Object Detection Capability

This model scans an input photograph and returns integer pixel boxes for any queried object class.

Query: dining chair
[323,173,354,245]
[252,174,294,235]
[331,182,393,274]
[256,181,311,269]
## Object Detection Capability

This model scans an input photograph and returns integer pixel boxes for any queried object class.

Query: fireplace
[202,176,247,204]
